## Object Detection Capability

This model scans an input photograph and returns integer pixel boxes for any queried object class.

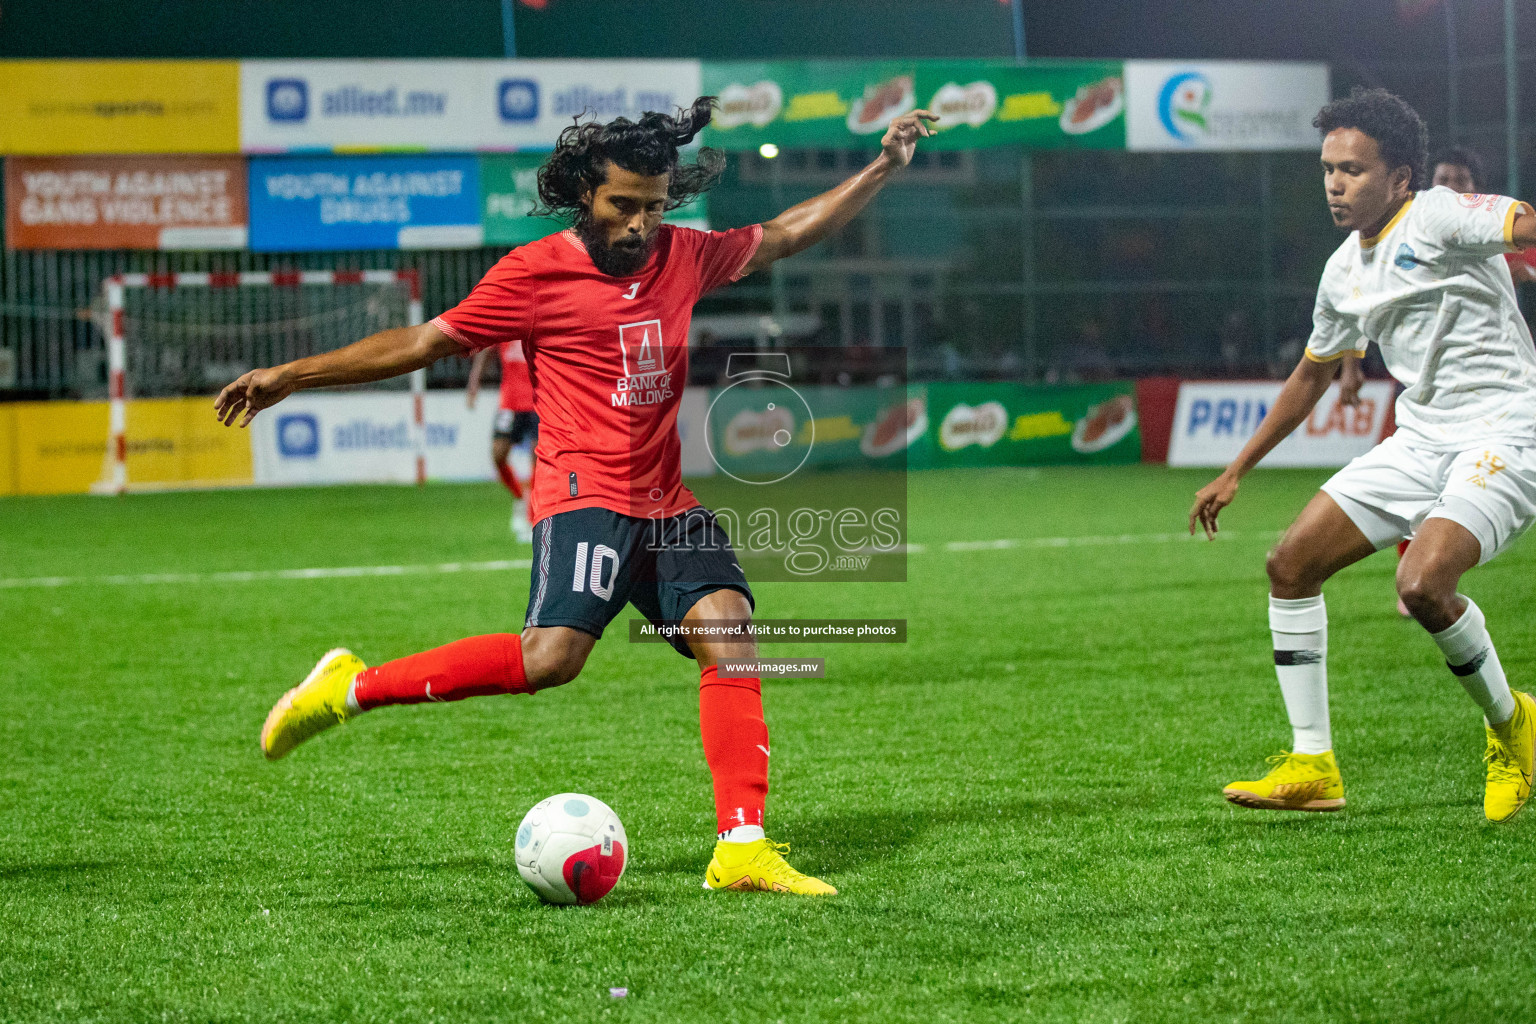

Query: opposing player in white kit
[1190,89,1536,822]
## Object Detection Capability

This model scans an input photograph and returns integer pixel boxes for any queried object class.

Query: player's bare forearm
[283,324,458,390]
[741,109,936,275]
[215,322,460,427]
[745,156,897,272]
[1227,357,1337,478]
[1337,352,1365,408]
[466,347,492,408]
[1189,356,1335,538]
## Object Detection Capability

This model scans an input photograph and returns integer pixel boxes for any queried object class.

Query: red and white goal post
[95,268,424,495]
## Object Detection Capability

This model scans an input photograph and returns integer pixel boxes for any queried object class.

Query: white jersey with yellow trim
[1305,185,1536,451]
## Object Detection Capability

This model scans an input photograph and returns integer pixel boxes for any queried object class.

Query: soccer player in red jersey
[215,97,937,895]
[467,339,538,541]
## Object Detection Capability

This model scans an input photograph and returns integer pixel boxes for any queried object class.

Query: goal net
[93,269,423,494]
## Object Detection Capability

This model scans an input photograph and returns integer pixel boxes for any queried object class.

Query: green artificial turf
[2,466,1535,1023]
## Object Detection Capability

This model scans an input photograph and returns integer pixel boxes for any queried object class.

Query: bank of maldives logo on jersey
[267,79,309,122]
[613,320,674,407]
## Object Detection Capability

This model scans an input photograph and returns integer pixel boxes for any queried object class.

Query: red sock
[351,633,532,710]
[1398,539,1411,558]
[699,665,768,833]
[495,459,523,498]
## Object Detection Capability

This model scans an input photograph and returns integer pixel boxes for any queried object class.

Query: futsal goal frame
[95,268,425,495]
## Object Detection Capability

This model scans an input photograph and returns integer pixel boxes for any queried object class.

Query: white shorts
[1321,434,1536,564]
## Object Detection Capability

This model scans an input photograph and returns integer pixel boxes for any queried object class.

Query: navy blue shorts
[524,506,754,658]
[493,410,538,445]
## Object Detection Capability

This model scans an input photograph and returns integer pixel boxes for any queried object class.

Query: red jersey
[497,340,534,412]
[433,223,763,523]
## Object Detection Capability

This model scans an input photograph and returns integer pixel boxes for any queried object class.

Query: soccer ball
[514,793,627,905]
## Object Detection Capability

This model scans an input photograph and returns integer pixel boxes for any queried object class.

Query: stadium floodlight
[94,269,424,495]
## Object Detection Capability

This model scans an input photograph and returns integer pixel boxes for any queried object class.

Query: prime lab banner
[0,61,240,155]
[5,156,248,250]
[1123,61,1331,152]
[479,154,709,248]
[240,60,702,153]
[248,154,482,252]
[1167,380,1393,468]
[701,60,1126,151]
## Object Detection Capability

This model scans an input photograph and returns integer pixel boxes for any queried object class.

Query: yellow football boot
[1223,750,1345,812]
[702,839,837,895]
[259,648,366,761]
[1483,690,1536,823]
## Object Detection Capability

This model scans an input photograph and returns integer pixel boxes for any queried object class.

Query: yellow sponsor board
[2,398,252,495]
[0,61,240,155]
[0,405,17,495]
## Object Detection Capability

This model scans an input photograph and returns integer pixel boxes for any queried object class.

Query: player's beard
[576,216,653,277]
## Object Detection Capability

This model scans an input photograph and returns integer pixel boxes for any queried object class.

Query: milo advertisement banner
[479,153,709,248]
[917,61,1126,151]
[917,381,1140,467]
[703,60,919,151]
[702,60,1125,151]
[700,374,1139,479]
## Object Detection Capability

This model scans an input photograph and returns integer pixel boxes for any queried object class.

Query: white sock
[344,679,364,718]
[1430,597,1516,726]
[1270,594,1332,755]
[718,825,764,844]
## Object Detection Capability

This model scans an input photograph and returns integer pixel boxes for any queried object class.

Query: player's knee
[491,439,512,464]
[1394,566,1458,624]
[519,630,590,690]
[1265,543,1316,593]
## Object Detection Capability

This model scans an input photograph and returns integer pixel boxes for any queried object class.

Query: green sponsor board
[703,381,910,481]
[916,381,1141,467]
[915,61,1126,151]
[479,154,709,248]
[702,378,1138,478]
[703,60,920,151]
[701,60,1125,151]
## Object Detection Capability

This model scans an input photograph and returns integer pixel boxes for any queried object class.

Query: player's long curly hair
[534,96,725,220]
[1313,88,1429,190]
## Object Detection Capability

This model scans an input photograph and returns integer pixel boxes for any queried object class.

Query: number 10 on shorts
[573,541,621,601]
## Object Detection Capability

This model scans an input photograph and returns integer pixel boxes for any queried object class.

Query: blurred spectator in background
[1067,317,1114,381]
[1219,309,1256,377]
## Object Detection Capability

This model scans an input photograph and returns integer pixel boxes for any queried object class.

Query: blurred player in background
[1340,145,1536,616]
[467,339,537,542]
[1190,89,1536,822]
[216,97,938,895]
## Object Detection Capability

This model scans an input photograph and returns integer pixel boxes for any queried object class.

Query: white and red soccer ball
[515,793,627,905]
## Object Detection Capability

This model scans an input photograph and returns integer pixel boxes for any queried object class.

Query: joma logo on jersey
[619,320,665,375]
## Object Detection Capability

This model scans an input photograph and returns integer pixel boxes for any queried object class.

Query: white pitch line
[0,530,1269,591]
[0,559,531,590]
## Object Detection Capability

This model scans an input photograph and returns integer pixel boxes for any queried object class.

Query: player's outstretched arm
[738,109,938,277]
[214,321,461,428]
[1188,355,1337,539]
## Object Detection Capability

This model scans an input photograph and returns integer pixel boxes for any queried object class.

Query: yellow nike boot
[1483,690,1536,823]
[1223,750,1345,812]
[259,648,366,761]
[702,839,837,895]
